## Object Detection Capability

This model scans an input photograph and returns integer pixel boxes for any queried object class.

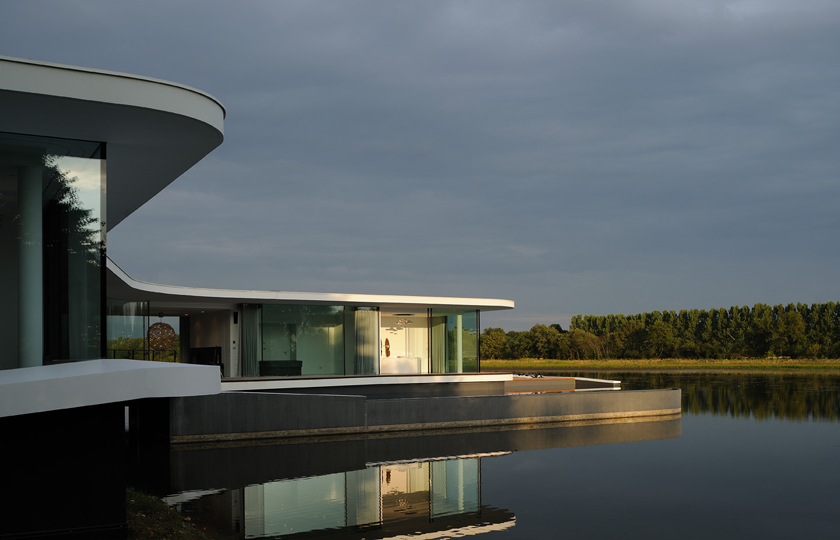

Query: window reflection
[236,458,483,538]
[431,309,479,373]
[0,132,105,368]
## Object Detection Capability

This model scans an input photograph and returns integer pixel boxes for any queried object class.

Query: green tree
[480,327,507,360]
[503,331,523,359]
[771,311,808,358]
[644,321,677,358]
[746,303,773,357]
[521,324,562,358]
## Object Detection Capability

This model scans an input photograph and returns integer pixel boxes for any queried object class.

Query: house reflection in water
[162,418,681,538]
[170,456,513,539]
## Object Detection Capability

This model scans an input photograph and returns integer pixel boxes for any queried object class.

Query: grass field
[481,358,840,372]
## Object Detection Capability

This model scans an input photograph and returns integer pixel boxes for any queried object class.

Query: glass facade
[106,300,149,360]
[260,305,345,376]
[431,309,479,373]
[380,310,429,374]
[0,132,105,369]
[104,301,181,362]
[237,304,480,377]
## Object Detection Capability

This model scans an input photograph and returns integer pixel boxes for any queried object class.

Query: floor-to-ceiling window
[0,132,105,369]
[241,304,381,377]
[345,307,380,375]
[260,305,345,376]
[380,310,429,374]
[430,309,479,373]
[106,300,149,360]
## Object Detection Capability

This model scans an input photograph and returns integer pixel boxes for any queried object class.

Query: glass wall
[105,301,180,362]
[430,309,479,373]
[106,300,148,360]
[0,132,105,369]
[238,304,481,377]
[345,307,380,375]
[380,310,429,374]
[260,305,345,376]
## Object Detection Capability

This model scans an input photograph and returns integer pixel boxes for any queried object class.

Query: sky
[2,1,838,331]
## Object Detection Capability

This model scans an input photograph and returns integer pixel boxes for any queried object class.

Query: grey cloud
[4,0,840,329]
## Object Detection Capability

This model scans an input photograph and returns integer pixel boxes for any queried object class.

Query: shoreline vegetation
[482,358,840,372]
[127,488,211,540]
[481,302,840,361]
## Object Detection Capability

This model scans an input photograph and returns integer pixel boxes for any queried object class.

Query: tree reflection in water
[564,371,840,422]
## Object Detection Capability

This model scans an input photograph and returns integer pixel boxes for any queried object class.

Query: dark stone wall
[168,388,680,441]
[366,389,681,427]
[169,392,366,437]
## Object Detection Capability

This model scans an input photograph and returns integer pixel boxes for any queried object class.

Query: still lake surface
[170,372,840,539]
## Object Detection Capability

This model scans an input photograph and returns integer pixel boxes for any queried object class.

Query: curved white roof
[0,55,225,230]
[107,257,515,312]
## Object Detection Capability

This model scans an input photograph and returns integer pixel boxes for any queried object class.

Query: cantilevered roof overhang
[107,258,515,314]
[0,55,225,230]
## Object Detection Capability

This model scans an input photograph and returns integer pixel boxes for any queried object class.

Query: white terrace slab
[0,359,220,418]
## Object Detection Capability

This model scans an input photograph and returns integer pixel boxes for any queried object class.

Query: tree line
[480,302,840,360]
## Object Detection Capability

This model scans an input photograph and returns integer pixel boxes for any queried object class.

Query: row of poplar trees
[480,302,840,360]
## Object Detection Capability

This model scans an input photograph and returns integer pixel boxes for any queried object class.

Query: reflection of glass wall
[430,309,479,373]
[431,458,480,519]
[261,305,344,376]
[0,132,105,369]
[238,458,478,537]
[244,472,354,538]
[381,310,429,374]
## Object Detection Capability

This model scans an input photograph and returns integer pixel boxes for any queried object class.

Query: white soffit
[0,359,221,418]
[107,258,515,312]
[0,55,225,230]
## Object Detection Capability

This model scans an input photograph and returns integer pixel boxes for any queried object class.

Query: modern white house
[0,54,513,382]
[0,55,682,540]
[0,53,513,537]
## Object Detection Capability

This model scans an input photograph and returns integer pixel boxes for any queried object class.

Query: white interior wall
[380,315,429,374]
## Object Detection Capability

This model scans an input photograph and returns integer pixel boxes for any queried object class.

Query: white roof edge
[0,55,225,132]
[107,257,515,311]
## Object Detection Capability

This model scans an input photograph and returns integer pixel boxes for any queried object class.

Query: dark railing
[107,349,178,362]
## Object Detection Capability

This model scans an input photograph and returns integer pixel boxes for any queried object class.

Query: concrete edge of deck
[169,388,681,444]
[220,373,620,399]
[222,372,513,392]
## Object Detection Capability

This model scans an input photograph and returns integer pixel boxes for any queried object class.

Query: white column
[456,314,463,373]
[18,166,42,368]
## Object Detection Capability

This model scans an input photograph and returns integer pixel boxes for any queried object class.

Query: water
[167,372,840,539]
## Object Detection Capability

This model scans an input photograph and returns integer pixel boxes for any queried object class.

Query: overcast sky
[2,1,838,330]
